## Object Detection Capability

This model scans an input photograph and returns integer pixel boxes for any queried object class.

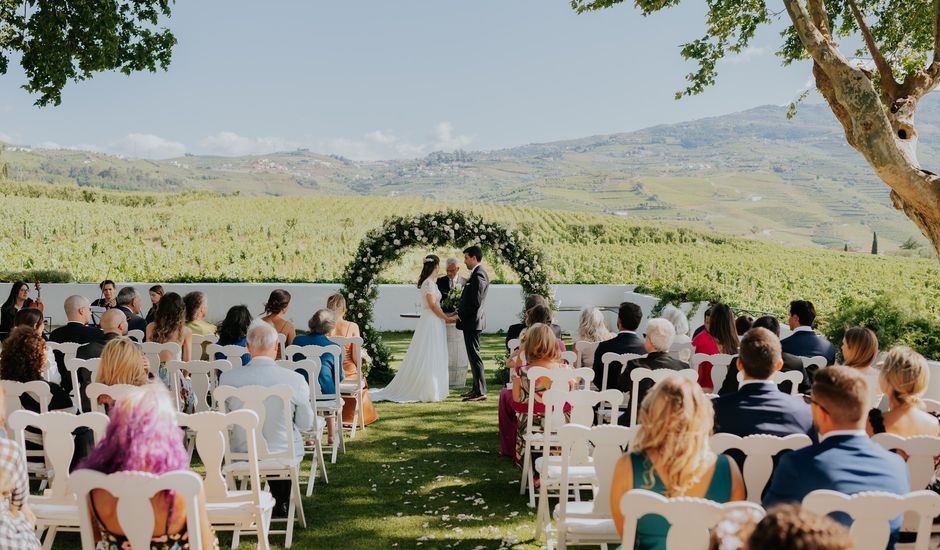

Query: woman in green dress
[610,376,745,550]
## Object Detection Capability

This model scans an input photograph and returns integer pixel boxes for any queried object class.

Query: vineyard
[1,181,938,321]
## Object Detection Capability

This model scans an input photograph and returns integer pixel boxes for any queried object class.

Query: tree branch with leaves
[0,0,177,107]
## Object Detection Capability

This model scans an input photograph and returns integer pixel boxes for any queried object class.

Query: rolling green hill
[5,99,940,253]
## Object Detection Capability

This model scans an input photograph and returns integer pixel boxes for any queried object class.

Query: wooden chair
[620,489,765,550]
[629,368,698,426]
[710,433,812,503]
[206,343,249,367]
[8,410,109,550]
[165,359,233,413]
[691,353,737,392]
[872,433,940,534]
[554,424,638,549]
[573,340,600,369]
[923,398,940,414]
[85,382,140,413]
[64,357,101,412]
[139,341,181,380]
[1,380,54,488]
[191,333,219,359]
[177,409,273,550]
[71,470,209,550]
[276,358,328,497]
[598,352,644,423]
[285,344,345,465]
[803,489,940,550]
[126,329,145,343]
[667,341,694,362]
[215,384,306,548]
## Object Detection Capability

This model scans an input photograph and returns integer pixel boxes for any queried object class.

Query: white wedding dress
[370,277,449,403]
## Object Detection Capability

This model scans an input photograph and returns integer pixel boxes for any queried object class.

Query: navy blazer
[763,434,909,548]
[592,332,646,392]
[713,381,814,439]
[780,329,836,366]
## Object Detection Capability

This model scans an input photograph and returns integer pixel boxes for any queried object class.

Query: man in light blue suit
[763,366,909,549]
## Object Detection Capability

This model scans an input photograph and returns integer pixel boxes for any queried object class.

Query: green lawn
[56,332,542,549]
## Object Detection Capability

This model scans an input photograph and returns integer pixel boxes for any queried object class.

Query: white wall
[27,282,704,336]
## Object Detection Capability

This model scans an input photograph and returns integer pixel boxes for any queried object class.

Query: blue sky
[0,1,814,160]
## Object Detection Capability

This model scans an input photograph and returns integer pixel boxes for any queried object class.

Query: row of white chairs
[548,422,940,550]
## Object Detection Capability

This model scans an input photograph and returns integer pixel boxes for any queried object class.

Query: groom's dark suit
[457,265,488,396]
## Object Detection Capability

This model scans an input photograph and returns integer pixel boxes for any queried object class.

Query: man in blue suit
[780,300,837,369]
[713,327,814,442]
[763,366,909,548]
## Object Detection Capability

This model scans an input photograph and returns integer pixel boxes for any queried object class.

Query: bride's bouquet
[441,286,463,311]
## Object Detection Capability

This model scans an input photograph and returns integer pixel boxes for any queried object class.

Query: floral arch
[339,210,552,384]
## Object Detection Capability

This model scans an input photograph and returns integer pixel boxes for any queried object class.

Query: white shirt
[792,326,814,334]
[820,429,867,443]
[617,330,637,336]
[738,379,775,388]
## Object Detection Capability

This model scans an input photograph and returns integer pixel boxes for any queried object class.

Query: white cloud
[320,121,473,161]
[110,133,186,159]
[198,131,301,157]
[727,47,768,65]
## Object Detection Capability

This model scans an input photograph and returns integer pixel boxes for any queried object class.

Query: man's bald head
[100,309,127,335]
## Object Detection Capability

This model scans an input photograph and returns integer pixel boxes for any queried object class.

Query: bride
[370,254,452,403]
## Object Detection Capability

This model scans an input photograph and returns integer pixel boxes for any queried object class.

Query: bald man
[77,309,128,360]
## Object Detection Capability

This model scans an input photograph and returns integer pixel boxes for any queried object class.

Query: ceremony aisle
[57,332,541,549]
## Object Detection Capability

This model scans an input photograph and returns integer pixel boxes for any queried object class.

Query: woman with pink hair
[77,385,218,549]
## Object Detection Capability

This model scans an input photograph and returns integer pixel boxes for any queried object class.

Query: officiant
[438,257,469,387]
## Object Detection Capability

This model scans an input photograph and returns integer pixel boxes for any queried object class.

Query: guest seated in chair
[214,305,252,366]
[780,300,836,367]
[867,346,940,441]
[660,304,691,345]
[292,309,345,442]
[76,385,219,548]
[592,301,646,392]
[0,385,41,548]
[610,376,745,550]
[716,316,810,396]
[505,295,562,351]
[326,293,378,427]
[506,304,567,370]
[763,366,909,548]
[49,295,104,393]
[261,289,296,349]
[616,318,689,425]
[115,287,148,333]
[691,303,739,392]
[713,327,814,467]
[841,326,881,406]
[12,308,58,385]
[573,307,614,370]
[219,320,314,517]
[95,338,150,411]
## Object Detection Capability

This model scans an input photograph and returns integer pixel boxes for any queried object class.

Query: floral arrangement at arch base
[339,210,553,385]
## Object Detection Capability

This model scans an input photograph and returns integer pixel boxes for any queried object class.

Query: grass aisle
[301,332,540,549]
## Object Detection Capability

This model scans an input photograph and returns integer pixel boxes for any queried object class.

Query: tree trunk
[783,0,940,259]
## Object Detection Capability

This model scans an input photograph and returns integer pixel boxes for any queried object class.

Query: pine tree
[844,243,848,252]
[871,232,879,255]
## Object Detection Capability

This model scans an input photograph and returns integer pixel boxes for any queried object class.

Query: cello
[24,281,43,313]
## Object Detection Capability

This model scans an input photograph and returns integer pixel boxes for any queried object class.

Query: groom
[456,245,489,402]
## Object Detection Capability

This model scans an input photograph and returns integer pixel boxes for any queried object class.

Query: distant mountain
[6,97,940,252]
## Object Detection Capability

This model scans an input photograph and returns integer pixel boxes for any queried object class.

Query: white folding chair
[46,342,81,389]
[126,329,145,343]
[573,341,599,369]
[801,355,828,371]
[710,433,812,503]
[554,424,638,549]
[507,338,521,355]
[178,409,274,550]
[923,398,940,414]
[803,489,940,550]
[276,358,328,496]
[85,382,140,413]
[166,359,233,413]
[519,366,591,507]
[215,384,306,548]
[332,335,367,437]
[560,350,578,367]
[206,343,249,367]
[598,352,644,423]
[72,470,208,550]
[629,368,698,426]
[734,370,805,396]
[277,333,288,359]
[139,341,182,379]
[191,333,220,359]
[872,433,940,534]
[8,410,109,550]
[64,357,101,412]
[621,489,765,550]
[1,380,54,487]
[285,343,345,464]
[691,353,737,392]
[535,388,624,540]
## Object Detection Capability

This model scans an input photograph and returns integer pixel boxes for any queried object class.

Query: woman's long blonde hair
[576,307,613,343]
[98,338,149,386]
[522,323,561,364]
[632,376,715,497]
[880,346,929,405]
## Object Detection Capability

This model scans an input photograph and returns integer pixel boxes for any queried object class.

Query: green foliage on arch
[339,210,552,384]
